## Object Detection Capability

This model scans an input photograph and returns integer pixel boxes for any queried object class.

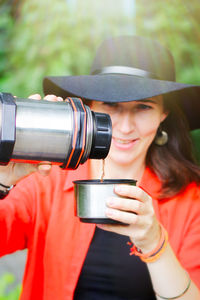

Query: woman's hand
[0,94,63,186]
[97,184,161,254]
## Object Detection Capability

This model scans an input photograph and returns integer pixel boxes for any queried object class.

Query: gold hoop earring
[154,128,168,146]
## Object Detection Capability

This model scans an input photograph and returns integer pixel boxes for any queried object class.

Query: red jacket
[0,162,200,299]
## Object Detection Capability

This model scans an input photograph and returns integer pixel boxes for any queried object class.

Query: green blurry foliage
[0,0,134,97]
[191,129,200,164]
[0,273,21,300]
[135,0,200,84]
[1,0,200,97]
[0,4,14,85]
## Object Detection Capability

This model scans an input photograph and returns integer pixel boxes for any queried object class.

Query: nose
[117,112,135,134]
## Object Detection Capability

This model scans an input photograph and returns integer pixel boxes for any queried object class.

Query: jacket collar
[139,167,162,199]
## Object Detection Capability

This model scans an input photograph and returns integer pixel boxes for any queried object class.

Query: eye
[102,102,120,112]
[136,103,152,110]
[102,102,118,108]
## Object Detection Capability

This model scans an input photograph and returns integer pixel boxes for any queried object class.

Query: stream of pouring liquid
[100,159,105,182]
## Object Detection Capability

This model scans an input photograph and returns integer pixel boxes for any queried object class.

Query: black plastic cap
[0,93,16,165]
[89,112,112,159]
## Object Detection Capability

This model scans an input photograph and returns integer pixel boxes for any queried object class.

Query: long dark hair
[146,96,200,199]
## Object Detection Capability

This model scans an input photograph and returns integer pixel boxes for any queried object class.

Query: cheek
[135,116,160,137]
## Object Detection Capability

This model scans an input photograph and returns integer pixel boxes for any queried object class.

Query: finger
[106,196,145,215]
[105,207,139,225]
[28,94,41,100]
[114,185,151,203]
[43,95,63,102]
[37,162,52,176]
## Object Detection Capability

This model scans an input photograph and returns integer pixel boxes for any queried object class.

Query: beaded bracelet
[127,224,168,263]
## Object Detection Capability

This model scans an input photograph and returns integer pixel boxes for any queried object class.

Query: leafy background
[0,274,21,300]
[1,0,200,98]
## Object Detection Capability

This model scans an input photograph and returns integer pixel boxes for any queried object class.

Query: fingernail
[38,162,52,171]
[42,165,51,170]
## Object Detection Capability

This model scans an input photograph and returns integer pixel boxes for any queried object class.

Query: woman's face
[90,96,168,167]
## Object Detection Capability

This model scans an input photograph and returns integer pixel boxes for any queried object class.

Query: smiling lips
[112,137,139,150]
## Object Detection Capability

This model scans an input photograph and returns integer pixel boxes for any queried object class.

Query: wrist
[128,224,168,263]
[141,226,162,254]
[130,223,162,254]
[0,170,18,187]
[0,174,15,187]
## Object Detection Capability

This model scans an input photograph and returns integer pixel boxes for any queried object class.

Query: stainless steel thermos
[0,93,112,169]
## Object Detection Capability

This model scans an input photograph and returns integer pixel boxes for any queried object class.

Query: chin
[109,154,135,167]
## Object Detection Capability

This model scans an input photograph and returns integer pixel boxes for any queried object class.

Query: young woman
[0,36,200,300]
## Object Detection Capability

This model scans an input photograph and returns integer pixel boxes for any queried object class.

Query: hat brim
[43,74,200,130]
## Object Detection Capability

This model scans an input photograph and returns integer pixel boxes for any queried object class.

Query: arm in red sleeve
[0,176,36,256]
[177,185,200,288]
[163,184,200,289]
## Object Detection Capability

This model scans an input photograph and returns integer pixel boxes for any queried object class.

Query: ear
[160,111,169,123]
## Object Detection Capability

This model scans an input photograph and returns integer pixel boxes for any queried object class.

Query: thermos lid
[89,112,112,159]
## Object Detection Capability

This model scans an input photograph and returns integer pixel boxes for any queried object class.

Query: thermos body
[0,93,112,169]
[13,98,88,163]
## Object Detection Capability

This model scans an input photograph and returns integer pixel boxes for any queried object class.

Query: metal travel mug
[74,179,136,224]
[0,93,112,169]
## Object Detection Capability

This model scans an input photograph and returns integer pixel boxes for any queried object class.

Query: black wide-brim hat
[43,36,200,130]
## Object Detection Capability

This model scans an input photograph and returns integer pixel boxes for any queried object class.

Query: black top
[74,227,156,300]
